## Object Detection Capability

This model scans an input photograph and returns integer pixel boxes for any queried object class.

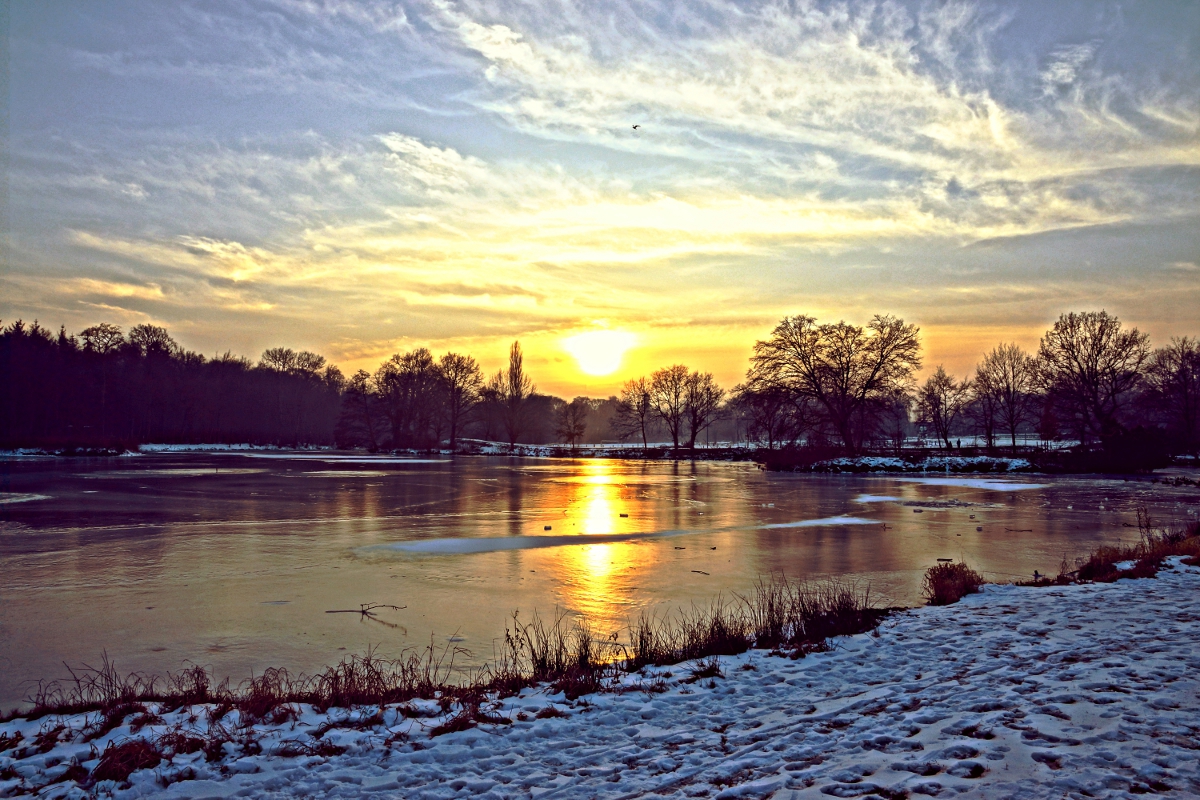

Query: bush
[922,562,984,605]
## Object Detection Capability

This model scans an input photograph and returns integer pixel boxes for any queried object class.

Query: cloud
[1041,42,1098,95]
[4,0,1199,389]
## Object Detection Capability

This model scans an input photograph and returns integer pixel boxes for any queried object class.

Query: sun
[561,330,637,376]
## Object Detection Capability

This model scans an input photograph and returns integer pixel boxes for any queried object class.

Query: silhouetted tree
[684,371,724,449]
[649,365,689,448]
[556,397,590,449]
[128,324,178,357]
[375,348,444,448]
[335,369,387,449]
[260,347,298,372]
[1036,311,1150,443]
[0,320,341,447]
[614,377,654,448]
[1144,337,1200,453]
[80,323,124,354]
[438,352,483,449]
[487,341,535,446]
[966,387,999,452]
[879,390,913,455]
[974,342,1037,451]
[917,366,971,449]
[734,361,813,450]
[750,315,921,454]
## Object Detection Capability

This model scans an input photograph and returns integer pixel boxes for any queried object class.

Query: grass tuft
[89,739,162,785]
[922,562,985,606]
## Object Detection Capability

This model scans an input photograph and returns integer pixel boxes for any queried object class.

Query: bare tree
[967,382,999,452]
[916,366,972,449]
[488,341,535,447]
[128,324,178,357]
[79,322,127,436]
[975,342,1037,451]
[735,360,815,451]
[1145,337,1200,453]
[322,364,346,392]
[260,347,298,372]
[879,389,913,455]
[649,365,689,448]
[294,351,327,375]
[438,352,483,449]
[1036,311,1150,443]
[684,371,724,449]
[336,369,387,450]
[750,314,921,454]
[556,397,590,449]
[733,382,800,451]
[80,323,125,355]
[614,377,654,448]
[375,348,444,448]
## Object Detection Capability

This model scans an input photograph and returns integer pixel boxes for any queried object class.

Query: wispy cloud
[3,0,1199,388]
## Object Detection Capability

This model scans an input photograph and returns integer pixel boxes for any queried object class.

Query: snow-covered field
[4,561,1199,799]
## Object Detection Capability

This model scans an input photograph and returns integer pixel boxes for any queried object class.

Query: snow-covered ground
[4,561,1199,799]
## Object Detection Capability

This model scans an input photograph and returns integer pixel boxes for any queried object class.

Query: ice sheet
[897,477,1047,491]
[371,516,880,555]
[854,494,902,503]
[0,493,51,504]
[759,515,880,528]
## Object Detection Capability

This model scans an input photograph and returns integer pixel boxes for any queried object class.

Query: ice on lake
[0,452,1192,709]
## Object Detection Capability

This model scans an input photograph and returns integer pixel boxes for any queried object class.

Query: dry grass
[922,562,985,606]
[1071,512,1200,583]
[89,739,162,785]
[7,576,885,727]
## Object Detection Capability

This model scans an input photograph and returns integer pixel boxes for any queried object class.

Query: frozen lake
[1,453,1197,710]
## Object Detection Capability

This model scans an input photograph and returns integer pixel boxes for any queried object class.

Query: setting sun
[561,330,637,376]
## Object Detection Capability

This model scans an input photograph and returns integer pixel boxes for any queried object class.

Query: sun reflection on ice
[549,462,650,626]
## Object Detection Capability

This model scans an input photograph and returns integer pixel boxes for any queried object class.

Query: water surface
[1,453,1196,709]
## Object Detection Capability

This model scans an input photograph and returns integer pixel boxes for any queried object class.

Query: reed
[6,575,885,723]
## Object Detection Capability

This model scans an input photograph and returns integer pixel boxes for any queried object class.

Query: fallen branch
[325,603,407,629]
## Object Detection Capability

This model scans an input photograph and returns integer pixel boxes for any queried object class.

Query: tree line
[0,321,343,448]
[730,311,1197,459]
[1,311,1196,457]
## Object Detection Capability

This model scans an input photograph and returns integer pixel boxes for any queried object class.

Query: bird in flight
[632,124,640,130]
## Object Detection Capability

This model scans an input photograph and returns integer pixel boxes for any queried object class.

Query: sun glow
[561,330,637,376]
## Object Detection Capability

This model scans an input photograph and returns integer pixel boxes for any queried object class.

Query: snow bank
[4,561,1199,798]
[816,455,1033,474]
[137,444,283,453]
[0,449,56,458]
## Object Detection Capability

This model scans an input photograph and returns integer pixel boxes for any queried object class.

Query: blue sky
[3,0,1197,393]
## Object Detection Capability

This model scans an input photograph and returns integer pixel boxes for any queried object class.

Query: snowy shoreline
[4,561,1199,798]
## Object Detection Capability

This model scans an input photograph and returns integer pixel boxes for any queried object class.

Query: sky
[2,0,1198,397]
